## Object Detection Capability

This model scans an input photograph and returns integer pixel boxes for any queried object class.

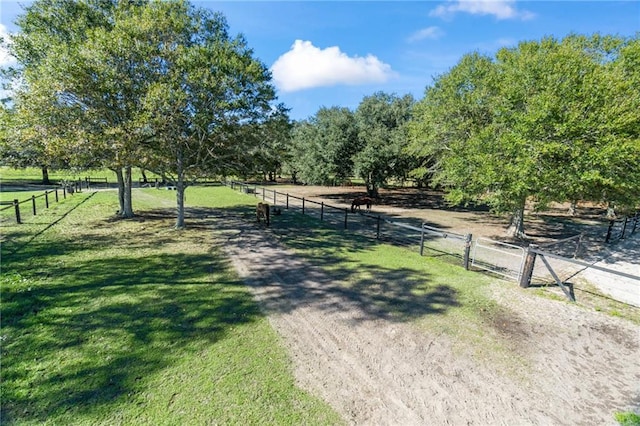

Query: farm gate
[520,242,640,306]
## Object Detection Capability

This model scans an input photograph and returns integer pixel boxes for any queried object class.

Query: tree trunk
[175,150,186,229]
[41,166,50,185]
[176,177,186,229]
[506,200,527,239]
[113,167,125,215]
[121,166,134,218]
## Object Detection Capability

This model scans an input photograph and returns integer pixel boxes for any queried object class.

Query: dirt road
[214,209,640,426]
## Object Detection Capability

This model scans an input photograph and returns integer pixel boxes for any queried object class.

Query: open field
[2,182,639,425]
[1,188,340,425]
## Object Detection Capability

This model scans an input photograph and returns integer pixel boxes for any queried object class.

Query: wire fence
[226,181,640,307]
[605,212,640,243]
[229,181,496,271]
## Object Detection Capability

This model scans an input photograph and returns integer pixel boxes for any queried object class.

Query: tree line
[1,0,638,236]
[280,34,639,237]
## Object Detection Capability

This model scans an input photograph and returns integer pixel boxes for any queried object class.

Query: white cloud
[407,26,444,43]
[270,40,395,92]
[0,24,16,68]
[430,0,535,20]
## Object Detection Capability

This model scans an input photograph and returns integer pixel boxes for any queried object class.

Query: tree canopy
[6,0,281,227]
[287,93,414,195]
[408,34,640,237]
[287,106,359,186]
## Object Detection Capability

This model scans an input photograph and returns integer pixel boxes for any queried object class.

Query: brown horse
[351,196,373,213]
[256,202,270,225]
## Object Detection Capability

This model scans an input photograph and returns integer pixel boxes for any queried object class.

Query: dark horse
[256,202,270,225]
[351,196,373,213]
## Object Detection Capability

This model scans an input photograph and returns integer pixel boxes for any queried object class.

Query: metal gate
[471,238,525,281]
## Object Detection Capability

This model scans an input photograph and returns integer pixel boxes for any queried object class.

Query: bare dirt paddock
[214,185,640,425]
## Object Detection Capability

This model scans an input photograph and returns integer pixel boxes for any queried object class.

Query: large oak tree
[7,0,280,227]
[409,34,640,238]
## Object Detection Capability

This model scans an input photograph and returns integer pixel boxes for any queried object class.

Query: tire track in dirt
[215,210,639,425]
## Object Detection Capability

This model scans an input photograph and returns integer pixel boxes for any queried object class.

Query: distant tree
[287,107,360,185]
[247,104,292,182]
[287,119,329,185]
[354,92,415,197]
[317,107,361,183]
[1,101,51,184]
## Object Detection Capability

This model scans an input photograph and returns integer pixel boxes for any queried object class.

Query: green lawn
[0,183,528,425]
[1,187,342,425]
[0,166,160,184]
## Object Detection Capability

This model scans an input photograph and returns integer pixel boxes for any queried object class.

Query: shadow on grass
[1,193,97,257]
[2,244,259,424]
[204,204,462,323]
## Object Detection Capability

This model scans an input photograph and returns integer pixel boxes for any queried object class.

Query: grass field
[1,186,342,425]
[1,181,499,424]
[0,166,159,184]
[2,180,637,425]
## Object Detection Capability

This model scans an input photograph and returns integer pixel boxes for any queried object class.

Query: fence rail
[0,185,80,225]
[225,180,640,306]
[227,181,476,270]
[605,212,639,243]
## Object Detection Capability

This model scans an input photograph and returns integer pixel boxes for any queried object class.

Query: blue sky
[1,1,639,120]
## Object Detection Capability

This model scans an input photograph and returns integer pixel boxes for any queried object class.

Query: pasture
[0,186,341,425]
[1,174,639,425]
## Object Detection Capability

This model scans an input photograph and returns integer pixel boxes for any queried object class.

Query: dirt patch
[268,184,613,246]
[215,207,640,425]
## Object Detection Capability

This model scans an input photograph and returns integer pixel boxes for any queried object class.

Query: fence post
[605,220,614,243]
[286,193,289,209]
[344,209,348,229]
[519,244,537,288]
[13,199,21,224]
[621,217,629,240]
[63,186,67,199]
[419,223,425,256]
[321,202,324,221]
[463,233,473,270]
[55,188,59,202]
[45,191,49,208]
[302,198,305,215]
[262,187,265,201]
[32,195,37,215]
[376,215,381,239]
[273,190,277,205]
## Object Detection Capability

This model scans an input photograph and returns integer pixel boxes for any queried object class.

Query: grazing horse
[351,196,373,213]
[256,202,270,225]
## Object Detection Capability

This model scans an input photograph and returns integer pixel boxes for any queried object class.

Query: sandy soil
[213,200,640,426]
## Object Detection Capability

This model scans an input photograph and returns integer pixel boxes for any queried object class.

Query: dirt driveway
[214,205,640,426]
